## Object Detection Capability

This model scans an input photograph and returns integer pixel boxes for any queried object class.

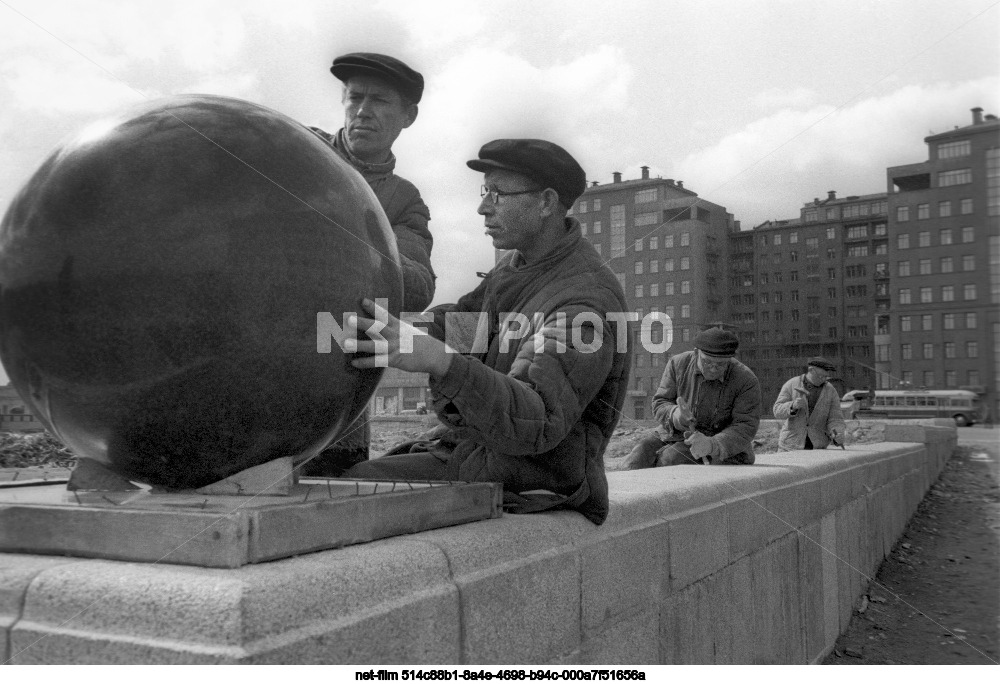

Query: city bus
[840,389,981,426]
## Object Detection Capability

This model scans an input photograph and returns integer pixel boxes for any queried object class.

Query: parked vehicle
[841,389,980,426]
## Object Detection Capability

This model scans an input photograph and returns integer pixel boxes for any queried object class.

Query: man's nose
[477,195,492,215]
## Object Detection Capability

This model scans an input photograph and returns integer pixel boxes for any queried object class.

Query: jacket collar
[332,127,396,176]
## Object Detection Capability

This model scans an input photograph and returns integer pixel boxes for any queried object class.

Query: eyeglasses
[481,185,543,204]
[698,354,731,371]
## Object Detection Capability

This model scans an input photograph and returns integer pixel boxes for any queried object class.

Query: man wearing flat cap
[773,357,846,451]
[340,138,631,525]
[623,327,762,468]
[305,52,435,477]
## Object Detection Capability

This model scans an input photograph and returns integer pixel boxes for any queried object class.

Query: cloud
[751,87,819,111]
[674,76,1000,228]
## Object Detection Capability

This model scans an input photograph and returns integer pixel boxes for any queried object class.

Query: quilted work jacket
[425,220,631,525]
[773,376,846,450]
[651,351,762,462]
[310,127,435,313]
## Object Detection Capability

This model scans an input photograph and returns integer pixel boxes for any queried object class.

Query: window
[650,260,659,274]
[939,200,952,217]
[989,148,1000,216]
[680,232,690,247]
[790,271,799,281]
[946,370,958,388]
[900,315,911,332]
[847,245,869,257]
[826,207,839,220]
[917,203,929,220]
[664,235,674,248]
[826,227,836,239]
[680,256,690,270]
[901,343,912,360]
[897,233,910,249]
[941,256,954,273]
[635,239,643,252]
[937,140,970,158]
[609,205,625,255]
[592,199,601,212]
[920,287,932,303]
[649,236,658,250]
[897,206,910,222]
[898,260,911,277]
[791,290,800,301]
[664,258,674,271]
[846,225,867,239]
[918,231,931,247]
[827,249,837,260]
[634,188,657,204]
[592,220,602,234]
[681,304,690,318]
[961,226,975,242]
[635,212,658,227]
[580,222,588,235]
[962,255,975,271]
[828,306,837,317]
[828,287,837,298]
[923,343,934,360]
[921,314,932,331]
[942,285,954,302]
[828,268,837,280]
[846,265,867,278]
[650,283,659,297]
[899,288,911,304]
[968,370,980,385]
[634,261,643,274]
[635,284,643,298]
[846,285,867,298]
[963,284,977,300]
[938,169,972,186]
[578,200,588,214]
[664,282,674,296]
[789,232,798,244]
[967,341,978,358]
[760,292,769,304]
[681,280,690,294]
[923,371,934,387]
[806,237,819,250]
[966,312,977,328]
[943,313,955,329]
[876,344,890,362]
[919,259,932,275]
[960,198,973,214]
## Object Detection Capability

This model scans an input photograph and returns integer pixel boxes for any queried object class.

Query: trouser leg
[622,432,668,470]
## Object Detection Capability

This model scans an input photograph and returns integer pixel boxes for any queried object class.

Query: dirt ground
[823,428,1000,665]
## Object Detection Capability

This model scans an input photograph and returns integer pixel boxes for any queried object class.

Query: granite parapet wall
[1,424,955,664]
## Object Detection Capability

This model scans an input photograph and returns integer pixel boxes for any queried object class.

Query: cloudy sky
[0,0,997,383]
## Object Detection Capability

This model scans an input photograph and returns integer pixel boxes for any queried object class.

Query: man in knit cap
[773,357,846,451]
[623,327,762,468]
[304,52,435,477]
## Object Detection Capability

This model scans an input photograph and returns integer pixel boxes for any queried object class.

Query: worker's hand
[344,298,454,379]
[791,396,808,413]
[671,400,695,432]
[684,431,720,464]
[828,427,843,442]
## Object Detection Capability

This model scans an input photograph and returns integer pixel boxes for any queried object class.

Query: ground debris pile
[0,431,76,469]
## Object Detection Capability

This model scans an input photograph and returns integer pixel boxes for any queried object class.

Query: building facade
[881,107,999,420]
[572,167,738,420]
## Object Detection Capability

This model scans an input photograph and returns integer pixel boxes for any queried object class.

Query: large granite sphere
[0,95,402,489]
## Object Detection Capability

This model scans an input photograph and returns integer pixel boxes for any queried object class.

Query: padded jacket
[424,220,631,524]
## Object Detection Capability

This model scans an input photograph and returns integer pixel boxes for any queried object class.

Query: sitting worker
[773,357,846,451]
[622,327,762,468]
[304,52,436,477]
[340,138,631,525]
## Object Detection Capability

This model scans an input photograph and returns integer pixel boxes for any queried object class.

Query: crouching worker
[773,357,846,451]
[340,138,631,525]
[623,327,762,468]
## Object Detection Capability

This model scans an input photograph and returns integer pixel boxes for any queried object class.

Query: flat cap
[467,139,586,209]
[693,327,739,357]
[807,357,836,372]
[330,52,424,104]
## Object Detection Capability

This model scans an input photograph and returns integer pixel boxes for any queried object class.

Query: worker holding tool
[622,327,762,468]
[773,357,847,451]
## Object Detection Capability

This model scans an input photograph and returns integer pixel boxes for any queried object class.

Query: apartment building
[880,107,999,419]
[572,167,738,419]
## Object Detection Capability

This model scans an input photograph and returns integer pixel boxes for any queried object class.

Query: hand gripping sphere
[0,95,402,489]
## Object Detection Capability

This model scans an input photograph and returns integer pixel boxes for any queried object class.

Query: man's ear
[539,188,561,217]
[402,103,418,128]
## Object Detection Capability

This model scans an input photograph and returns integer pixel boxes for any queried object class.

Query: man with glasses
[340,138,631,525]
[623,327,762,468]
[305,52,436,477]
[773,357,846,451]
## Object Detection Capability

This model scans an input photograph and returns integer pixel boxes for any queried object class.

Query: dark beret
[467,139,586,209]
[807,357,836,372]
[330,52,424,104]
[693,327,739,357]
